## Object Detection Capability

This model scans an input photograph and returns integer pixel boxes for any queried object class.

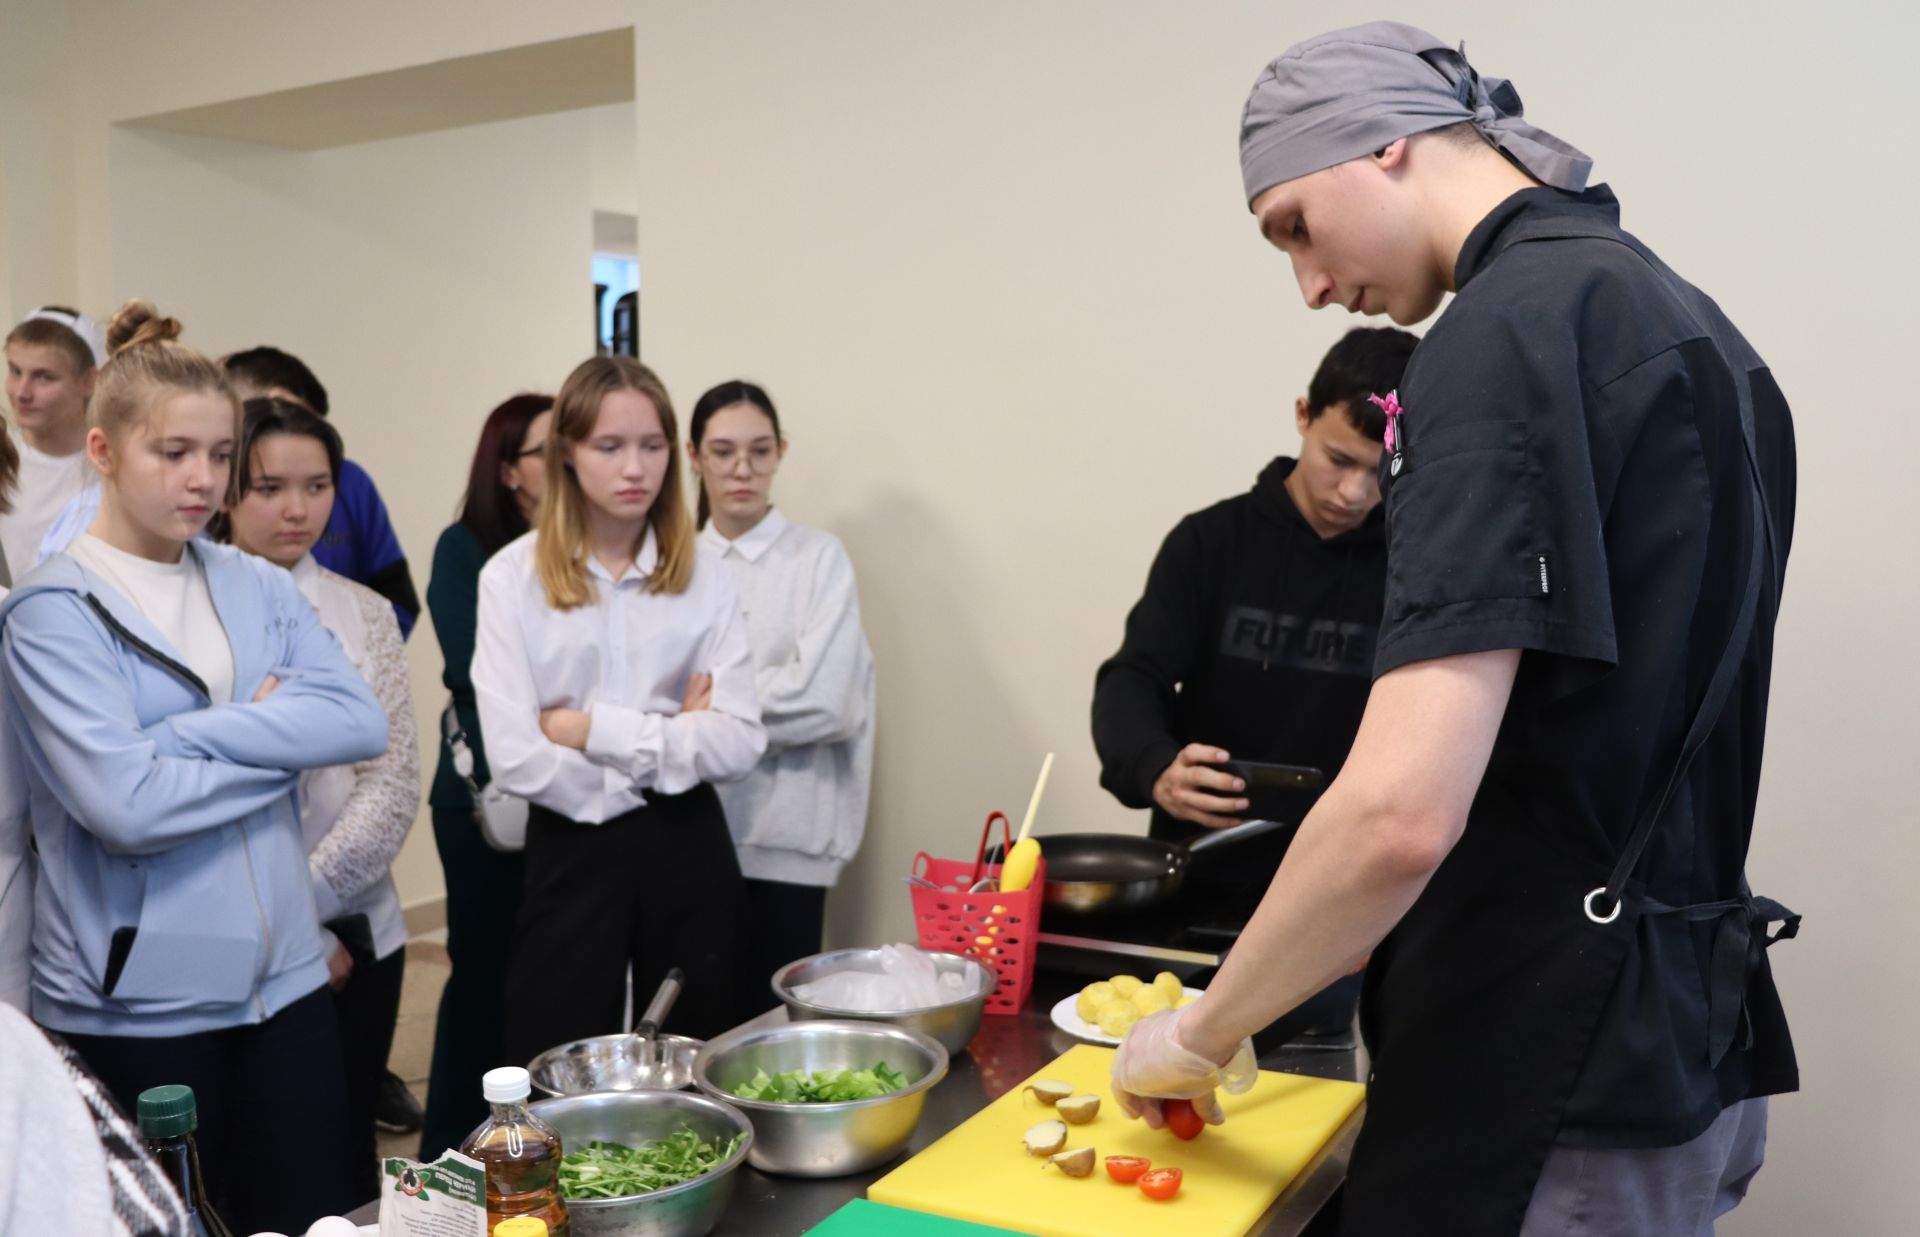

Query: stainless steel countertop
[712,980,1365,1236]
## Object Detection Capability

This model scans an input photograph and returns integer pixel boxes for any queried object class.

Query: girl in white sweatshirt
[687,382,875,1016]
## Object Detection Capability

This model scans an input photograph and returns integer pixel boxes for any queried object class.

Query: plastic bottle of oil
[459,1066,569,1237]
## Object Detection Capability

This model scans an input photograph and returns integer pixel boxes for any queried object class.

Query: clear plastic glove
[1110,1005,1257,1128]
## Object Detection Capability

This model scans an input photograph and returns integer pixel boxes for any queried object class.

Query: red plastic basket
[909,812,1045,1015]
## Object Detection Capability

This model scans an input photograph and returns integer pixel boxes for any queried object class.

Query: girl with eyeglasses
[686,382,874,1015]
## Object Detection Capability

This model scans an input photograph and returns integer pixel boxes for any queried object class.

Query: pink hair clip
[1368,390,1405,454]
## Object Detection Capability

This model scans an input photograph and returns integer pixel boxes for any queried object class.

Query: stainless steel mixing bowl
[770,948,992,1054]
[528,1032,704,1097]
[691,1019,947,1177]
[529,1089,752,1237]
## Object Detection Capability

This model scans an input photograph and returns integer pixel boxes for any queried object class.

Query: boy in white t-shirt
[2,308,102,581]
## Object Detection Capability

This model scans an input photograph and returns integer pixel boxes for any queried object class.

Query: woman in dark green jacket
[418,393,553,1158]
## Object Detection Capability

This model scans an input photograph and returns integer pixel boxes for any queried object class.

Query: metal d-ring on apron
[1579,331,1800,1068]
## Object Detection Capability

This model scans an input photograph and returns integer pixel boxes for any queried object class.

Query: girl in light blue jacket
[0,301,387,1234]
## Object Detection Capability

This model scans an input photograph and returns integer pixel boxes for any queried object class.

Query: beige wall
[627,5,1914,1234]
[0,1,1910,1231]
[104,111,598,904]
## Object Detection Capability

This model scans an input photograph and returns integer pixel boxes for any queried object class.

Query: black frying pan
[988,818,1289,915]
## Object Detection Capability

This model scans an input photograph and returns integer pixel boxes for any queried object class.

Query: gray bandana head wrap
[1239,21,1591,208]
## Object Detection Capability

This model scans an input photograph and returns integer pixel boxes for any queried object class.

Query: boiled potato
[1097,1000,1141,1037]
[1076,981,1115,1023]
[1153,971,1183,1005]
[1176,992,1199,1009]
[1108,974,1143,999]
[1131,986,1171,1016]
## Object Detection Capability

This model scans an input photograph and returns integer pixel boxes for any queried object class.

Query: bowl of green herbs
[692,1019,948,1177]
[529,1089,752,1236]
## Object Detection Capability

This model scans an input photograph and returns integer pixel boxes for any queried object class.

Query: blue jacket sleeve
[2,592,299,855]
[151,563,390,771]
[336,461,418,638]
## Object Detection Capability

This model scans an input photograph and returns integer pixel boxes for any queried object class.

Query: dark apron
[1339,216,1798,1236]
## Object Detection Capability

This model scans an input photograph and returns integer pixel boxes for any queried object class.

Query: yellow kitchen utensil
[999,751,1053,893]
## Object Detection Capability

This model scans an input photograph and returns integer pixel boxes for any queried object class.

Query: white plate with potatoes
[1048,972,1201,1045]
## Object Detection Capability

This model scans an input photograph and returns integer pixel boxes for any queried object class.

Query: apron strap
[1643,886,1801,1067]
[1588,343,1777,918]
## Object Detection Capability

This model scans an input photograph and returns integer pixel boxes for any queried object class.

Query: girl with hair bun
[471,357,764,1065]
[0,300,389,1233]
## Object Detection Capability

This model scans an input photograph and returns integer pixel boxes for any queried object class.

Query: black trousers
[335,944,405,1204]
[501,785,745,1069]
[737,878,828,1018]
[64,985,357,1236]
[419,803,525,1160]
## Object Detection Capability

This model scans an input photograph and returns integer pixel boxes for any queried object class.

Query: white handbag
[442,704,528,853]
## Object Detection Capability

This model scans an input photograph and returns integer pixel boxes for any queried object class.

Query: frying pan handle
[1187,817,1289,854]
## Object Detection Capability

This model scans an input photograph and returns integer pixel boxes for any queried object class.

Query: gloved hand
[1110,1005,1256,1128]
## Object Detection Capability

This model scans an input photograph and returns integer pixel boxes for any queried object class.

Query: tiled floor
[375,935,451,1164]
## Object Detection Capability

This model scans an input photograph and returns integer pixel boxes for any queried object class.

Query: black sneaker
[375,1070,425,1134]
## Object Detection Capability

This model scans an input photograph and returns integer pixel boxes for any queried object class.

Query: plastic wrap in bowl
[771,947,992,1054]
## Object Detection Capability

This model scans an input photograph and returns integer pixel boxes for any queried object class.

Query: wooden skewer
[1015,752,1054,845]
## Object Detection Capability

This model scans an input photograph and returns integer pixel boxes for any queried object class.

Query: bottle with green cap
[138,1084,235,1237]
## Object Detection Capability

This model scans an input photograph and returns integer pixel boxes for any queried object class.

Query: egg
[304,1217,361,1237]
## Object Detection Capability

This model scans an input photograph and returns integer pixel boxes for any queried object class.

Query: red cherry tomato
[1138,1167,1184,1200]
[1164,1098,1205,1141]
[1104,1155,1151,1183]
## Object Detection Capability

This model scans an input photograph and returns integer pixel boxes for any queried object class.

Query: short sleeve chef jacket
[1374,185,1798,1146]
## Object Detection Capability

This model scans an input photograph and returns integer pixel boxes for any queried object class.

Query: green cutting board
[809,1198,1033,1235]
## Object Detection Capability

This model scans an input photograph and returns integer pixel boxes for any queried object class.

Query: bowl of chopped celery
[529,1089,752,1237]
[692,1019,949,1177]
[771,947,994,1054]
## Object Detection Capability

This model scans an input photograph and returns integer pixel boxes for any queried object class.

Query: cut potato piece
[1108,975,1144,999]
[1049,1146,1096,1177]
[1023,1079,1074,1106]
[1023,1120,1069,1157]
[1056,1094,1101,1124]
[1153,971,1183,1004]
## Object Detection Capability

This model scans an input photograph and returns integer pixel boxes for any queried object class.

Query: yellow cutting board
[869,1044,1364,1237]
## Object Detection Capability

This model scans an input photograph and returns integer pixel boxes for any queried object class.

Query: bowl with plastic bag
[770,944,993,1054]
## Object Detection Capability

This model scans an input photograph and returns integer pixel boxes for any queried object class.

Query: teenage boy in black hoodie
[1092,326,1416,935]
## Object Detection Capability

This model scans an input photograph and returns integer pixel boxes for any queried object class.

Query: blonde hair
[92,300,240,443]
[535,356,695,609]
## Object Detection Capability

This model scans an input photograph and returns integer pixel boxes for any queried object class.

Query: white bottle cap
[482,1066,531,1103]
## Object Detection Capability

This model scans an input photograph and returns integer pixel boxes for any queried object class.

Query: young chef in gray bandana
[1109,22,1799,1236]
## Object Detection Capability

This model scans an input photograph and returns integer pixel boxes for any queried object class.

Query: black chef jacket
[1371,184,1798,1147]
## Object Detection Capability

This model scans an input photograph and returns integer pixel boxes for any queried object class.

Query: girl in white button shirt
[473,357,765,1059]
[687,383,875,1017]
[217,397,420,1208]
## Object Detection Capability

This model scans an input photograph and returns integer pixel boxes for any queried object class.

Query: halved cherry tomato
[1163,1098,1205,1141]
[1104,1155,1151,1184]
[1138,1166,1184,1200]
